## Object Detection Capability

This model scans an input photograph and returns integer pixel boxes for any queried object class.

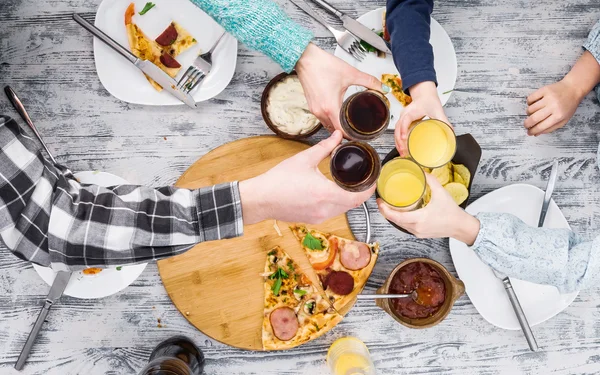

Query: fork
[177,31,227,94]
[289,0,366,62]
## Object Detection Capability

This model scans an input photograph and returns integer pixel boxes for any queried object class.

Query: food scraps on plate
[124,2,197,91]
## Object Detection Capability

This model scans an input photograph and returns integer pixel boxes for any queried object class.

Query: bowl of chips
[378,134,482,234]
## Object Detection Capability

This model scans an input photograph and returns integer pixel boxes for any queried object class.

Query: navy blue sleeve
[386,0,437,94]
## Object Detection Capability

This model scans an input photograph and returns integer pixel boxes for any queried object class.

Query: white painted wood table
[2,0,600,374]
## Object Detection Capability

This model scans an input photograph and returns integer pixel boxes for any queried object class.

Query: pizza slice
[124,3,197,91]
[262,246,342,350]
[382,74,412,107]
[290,226,379,311]
[382,10,390,42]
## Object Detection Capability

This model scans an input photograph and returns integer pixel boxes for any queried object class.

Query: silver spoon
[356,292,415,300]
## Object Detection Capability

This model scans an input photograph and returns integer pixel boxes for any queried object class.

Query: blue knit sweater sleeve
[190,0,313,72]
[386,0,437,94]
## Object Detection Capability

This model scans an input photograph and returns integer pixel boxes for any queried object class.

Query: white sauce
[266,76,319,135]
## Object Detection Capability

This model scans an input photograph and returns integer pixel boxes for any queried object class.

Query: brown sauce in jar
[389,262,446,319]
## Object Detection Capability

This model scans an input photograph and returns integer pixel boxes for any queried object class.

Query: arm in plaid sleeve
[0,116,243,270]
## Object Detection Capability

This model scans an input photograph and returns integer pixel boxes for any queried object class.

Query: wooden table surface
[1,0,600,374]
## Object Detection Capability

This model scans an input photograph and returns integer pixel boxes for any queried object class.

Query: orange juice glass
[407,119,456,169]
[377,157,426,212]
[327,337,375,375]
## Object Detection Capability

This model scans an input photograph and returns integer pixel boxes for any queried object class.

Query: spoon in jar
[356,293,414,300]
[357,284,435,306]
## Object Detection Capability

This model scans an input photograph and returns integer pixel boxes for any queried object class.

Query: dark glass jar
[339,90,390,141]
[138,336,205,375]
[330,141,381,192]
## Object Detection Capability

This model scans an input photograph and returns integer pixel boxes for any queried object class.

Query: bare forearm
[563,50,600,101]
[450,211,480,246]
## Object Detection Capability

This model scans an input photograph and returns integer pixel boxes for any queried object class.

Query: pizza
[382,73,412,107]
[124,3,196,91]
[382,11,390,42]
[289,226,379,311]
[262,246,343,350]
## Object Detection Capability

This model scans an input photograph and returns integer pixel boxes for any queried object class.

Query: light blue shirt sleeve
[190,0,313,72]
[470,212,600,294]
[583,20,600,102]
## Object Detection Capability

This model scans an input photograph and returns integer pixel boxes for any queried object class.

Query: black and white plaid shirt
[0,116,244,270]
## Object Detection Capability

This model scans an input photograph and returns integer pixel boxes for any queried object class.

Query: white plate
[334,7,457,129]
[32,171,148,299]
[93,0,238,105]
[449,184,579,330]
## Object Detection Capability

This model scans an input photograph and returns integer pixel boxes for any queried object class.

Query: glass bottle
[138,336,205,375]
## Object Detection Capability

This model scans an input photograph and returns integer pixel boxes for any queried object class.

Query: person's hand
[394,81,450,156]
[525,50,600,136]
[295,43,387,135]
[240,131,375,225]
[376,174,480,245]
[524,79,584,136]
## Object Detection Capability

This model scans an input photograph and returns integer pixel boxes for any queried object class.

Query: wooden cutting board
[157,136,369,351]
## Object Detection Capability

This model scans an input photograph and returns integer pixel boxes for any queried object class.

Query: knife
[15,270,72,370]
[491,161,559,352]
[310,0,392,55]
[493,270,539,352]
[72,14,196,109]
[538,159,559,227]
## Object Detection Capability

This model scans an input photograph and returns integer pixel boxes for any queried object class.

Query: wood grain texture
[1,0,600,374]
[157,136,361,350]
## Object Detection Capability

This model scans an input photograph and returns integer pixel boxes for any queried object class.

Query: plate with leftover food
[334,7,457,129]
[449,184,579,330]
[32,171,148,299]
[94,0,238,105]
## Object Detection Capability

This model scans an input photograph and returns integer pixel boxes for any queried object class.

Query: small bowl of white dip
[261,72,322,139]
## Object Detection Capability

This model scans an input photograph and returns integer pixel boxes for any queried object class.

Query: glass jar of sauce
[340,90,390,141]
[330,141,381,192]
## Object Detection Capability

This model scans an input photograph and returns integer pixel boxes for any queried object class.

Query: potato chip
[444,182,469,205]
[453,164,471,187]
[453,172,465,186]
[431,164,451,185]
